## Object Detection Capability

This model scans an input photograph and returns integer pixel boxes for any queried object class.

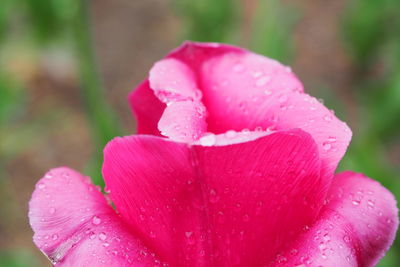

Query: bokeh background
[0,0,399,266]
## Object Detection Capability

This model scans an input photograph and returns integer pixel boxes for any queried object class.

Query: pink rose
[29,42,398,266]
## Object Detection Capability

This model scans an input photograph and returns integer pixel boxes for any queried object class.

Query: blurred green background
[0,0,399,266]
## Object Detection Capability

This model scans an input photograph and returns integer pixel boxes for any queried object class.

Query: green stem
[72,0,122,186]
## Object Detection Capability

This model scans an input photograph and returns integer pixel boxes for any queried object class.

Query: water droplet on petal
[264,89,272,95]
[256,76,271,87]
[252,71,263,78]
[324,115,332,122]
[149,231,156,239]
[49,207,56,214]
[92,216,101,225]
[322,142,332,151]
[209,189,220,203]
[327,136,337,142]
[233,63,245,73]
[38,183,46,190]
[99,232,107,241]
[199,133,216,146]
[225,130,237,139]
[185,231,193,238]
[367,200,375,208]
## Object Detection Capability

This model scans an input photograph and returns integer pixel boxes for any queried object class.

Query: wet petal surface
[29,167,162,266]
[103,129,326,266]
[268,171,399,267]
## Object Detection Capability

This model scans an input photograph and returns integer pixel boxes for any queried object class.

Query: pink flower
[29,42,398,266]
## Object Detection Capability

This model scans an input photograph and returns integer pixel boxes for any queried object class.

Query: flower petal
[128,42,241,141]
[103,129,327,266]
[158,100,207,142]
[130,42,351,175]
[128,80,165,136]
[196,46,351,176]
[269,171,399,267]
[147,57,208,141]
[29,167,162,266]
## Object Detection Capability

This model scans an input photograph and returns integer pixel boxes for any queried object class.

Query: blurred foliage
[0,0,121,186]
[0,74,25,126]
[173,0,239,42]
[0,250,40,267]
[340,0,400,265]
[0,0,399,266]
[250,0,298,63]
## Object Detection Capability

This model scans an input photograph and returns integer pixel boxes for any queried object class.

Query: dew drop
[99,232,107,241]
[233,63,245,73]
[241,128,250,134]
[225,130,237,139]
[92,216,101,225]
[209,189,220,203]
[255,76,271,87]
[38,183,46,190]
[185,231,193,238]
[323,234,331,242]
[264,89,272,95]
[327,136,337,142]
[252,71,263,78]
[323,115,332,122]
[322,142,332,151]
[367,200,375,208]
[49,207,56,214]
[45,173,53,179]
[52,234,58,241]
[149,231,156,239]
[199,133,216,146]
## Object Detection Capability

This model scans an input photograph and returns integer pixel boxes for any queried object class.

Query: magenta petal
[270,171,399,267]
[128,80,165,136]
[149,58,200,101]
[158,100,207,142]
[196,48,351,176]
[103,129,327,266]
[29,167,162,266]
[147,57,208,141]
[130,42,351,175]
[103,136,203,266]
